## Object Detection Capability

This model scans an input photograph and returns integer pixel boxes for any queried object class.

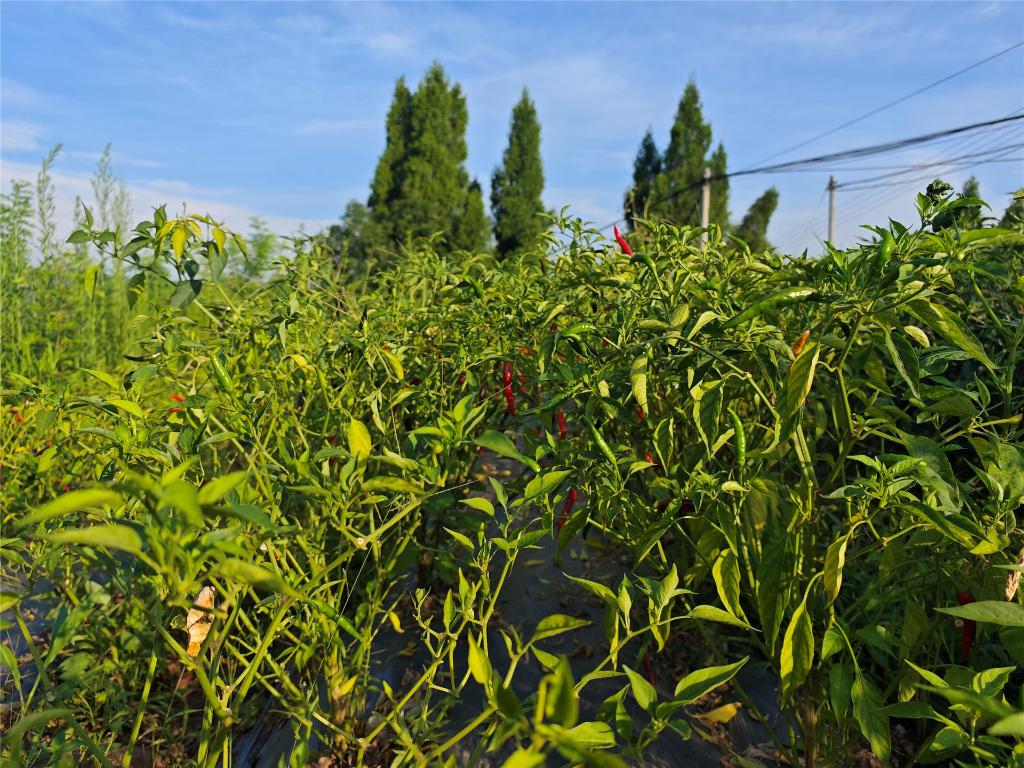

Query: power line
[747,40,1024,167]
[834,144,1024,189]
[600,113,1024,231]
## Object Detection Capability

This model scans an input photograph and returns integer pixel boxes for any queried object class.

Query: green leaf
[757,528,790,655]
[531,614,590,644]
[852,674,890,763]
[712,549,745,620]
[673,657,748,704]
[216,558,298,597]
[904,298,996,370]
[780,342,819,438]
[21,489,123,527]
[67,229,91,244]
[348,418,372,460]
[565,575,617,605]
[779,594,814,702]
[565,721,616,749]
[467,634,491,685]
[524,470,571,501]
[630,355,648,414]
[989,712,1024,736]
[47,524,142,555]
[548,656,578,727]
[81,367,120,390]
[624,665,657,712]
[935,600,1024,627]
[687,604,752,629]
[4,707,75,744]
[443,527,474,551]
[502,750,546,768]
[474,429,540,472]
[823,532,851,606]
[361,476,423,495]
[198,471,247,506]
[460,497,495,516]
[106,398,144,418]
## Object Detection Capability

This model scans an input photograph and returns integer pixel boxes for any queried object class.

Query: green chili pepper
[875,230,894,272]
[562,322,597,339]
[582,415,618,476]
[210,352,234,394]
[721,286,819,330]
[728,407,745,478]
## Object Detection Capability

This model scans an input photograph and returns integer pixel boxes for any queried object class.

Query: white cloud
[64,149,163,169]
[0,161,328,239]
[2,120,46,152]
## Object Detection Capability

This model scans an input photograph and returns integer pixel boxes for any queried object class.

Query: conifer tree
[733,188,779,252]
[709,142,729,229]
[623,130,661,228]
[653,79,711,226]
[1000,189,1024,230]
[368,78,413,246]
[365,63,485,253]
[491,90,545,258]
[456,180,490,252]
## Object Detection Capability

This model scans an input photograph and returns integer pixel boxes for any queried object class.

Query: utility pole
[700,166,711,247]
[827,175,837,244]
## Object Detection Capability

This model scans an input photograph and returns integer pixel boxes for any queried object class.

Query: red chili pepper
[548,324,558,333]
[501,362,516,415]
[61,484,70,493]
[170,394,185,403]
[644,451,655,465]
[457,373,466,385]
[635,406,645,422]
[792,330,810,357]
[556,488,578,533]
[614,225,634,257]
[169,407,183,414]
[557,411,568,441]
[327,434,337,444]
[957,591,976,662]
[643,651,656,685]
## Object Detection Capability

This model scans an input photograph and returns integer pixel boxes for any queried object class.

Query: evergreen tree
[653,79,711,226]
[623,130,661,228]
[709,142,729,229]
[365,63,485,253]
[491,90,545,258]
[733,188,779,252]
[368,78,413,246]
[933,176,985,231]
[456,180,490,252]
[1000,189,1024,230]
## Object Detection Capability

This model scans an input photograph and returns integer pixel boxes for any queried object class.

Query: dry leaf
[185,585,216,657]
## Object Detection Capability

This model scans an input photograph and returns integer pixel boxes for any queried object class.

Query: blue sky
[2,1,1022,253]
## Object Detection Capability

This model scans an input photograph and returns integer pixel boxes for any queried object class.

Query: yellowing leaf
[185,585,217,657]
[698,702,742,723]
[348,418,372,460]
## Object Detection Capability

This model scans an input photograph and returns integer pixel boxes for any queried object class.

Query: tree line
[326,65,791,273]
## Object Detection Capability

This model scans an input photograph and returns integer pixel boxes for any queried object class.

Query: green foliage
[623,79,730,231]
[733,186,779,252]
[366,63,486,255]
[491,90,546,258]
[623,129,662,228]
[4,180,1024,767]
[708,142,729,229]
